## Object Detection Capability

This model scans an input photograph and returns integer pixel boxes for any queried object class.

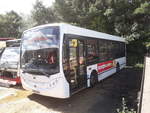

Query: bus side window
[120,42,125,57]
[87,39,99,64]
[99,40,107,62]
[112,41,118,59]
[107,41,114,60]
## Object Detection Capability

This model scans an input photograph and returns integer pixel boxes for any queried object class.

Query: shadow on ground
[28,67,142,113]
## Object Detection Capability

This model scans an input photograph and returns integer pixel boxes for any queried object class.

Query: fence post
[137,56,146,113]
[138,56,150,113]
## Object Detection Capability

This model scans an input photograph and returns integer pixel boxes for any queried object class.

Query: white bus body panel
[86,57,126,87]
[61,24,125,42]
[116,57,126,69]
[21,72,70,98]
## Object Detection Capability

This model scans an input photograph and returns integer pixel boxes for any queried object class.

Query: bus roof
[24,23,125,42]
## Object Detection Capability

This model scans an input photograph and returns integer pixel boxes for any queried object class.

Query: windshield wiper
[40,71,50,77]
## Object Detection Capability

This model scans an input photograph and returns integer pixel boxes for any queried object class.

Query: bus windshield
[21,27,59,76]
[0,47,20,69]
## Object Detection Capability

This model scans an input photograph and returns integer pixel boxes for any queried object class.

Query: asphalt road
[0,67,142,113]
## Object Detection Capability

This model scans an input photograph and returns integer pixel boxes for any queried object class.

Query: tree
[31,0,58,25]
[54,0,116,33]
[54,0,150,65]
[20,14,37,32]
[0,11,22,38]
[29,0,150,65]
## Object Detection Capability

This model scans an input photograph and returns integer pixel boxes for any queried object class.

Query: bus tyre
[116,63,120,72]
[90,71,98,87]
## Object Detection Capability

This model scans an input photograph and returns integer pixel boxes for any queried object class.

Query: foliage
[54,0,114,33]
[0,0,149,65]
[31,0,58,25]
[20,14,37,32]
[117,98,136,113]
[53,0,150,65]
[0,11,23,38]
[134,63,144,69]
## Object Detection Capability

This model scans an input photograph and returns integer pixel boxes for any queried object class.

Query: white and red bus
[0,39,21,86]
[20,23,126,98]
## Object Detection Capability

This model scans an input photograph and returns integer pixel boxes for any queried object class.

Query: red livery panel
[0,76,21,84]
[97,61,114,73]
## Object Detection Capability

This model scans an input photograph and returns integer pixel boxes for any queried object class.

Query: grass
[117,98,136,113]
[134,63,144,69]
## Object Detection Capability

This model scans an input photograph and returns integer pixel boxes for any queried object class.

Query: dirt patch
[0,98,61,113]
[0,90,32,104]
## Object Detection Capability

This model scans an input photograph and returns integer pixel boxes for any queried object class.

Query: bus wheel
[116,63,120,72]
[90,71,98,87]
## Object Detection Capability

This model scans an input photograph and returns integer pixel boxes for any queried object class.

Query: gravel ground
[0,67,142,113]
[0,87,16,100]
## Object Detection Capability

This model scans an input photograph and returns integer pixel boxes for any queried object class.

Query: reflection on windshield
[0,47,20,69]
[21,27,60,76]
[22,48,59,75]
[22,27,59,51]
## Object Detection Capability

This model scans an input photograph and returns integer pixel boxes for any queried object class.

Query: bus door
[68,39,86,92]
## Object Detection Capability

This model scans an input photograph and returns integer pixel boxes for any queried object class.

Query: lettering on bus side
[97,60,114,73]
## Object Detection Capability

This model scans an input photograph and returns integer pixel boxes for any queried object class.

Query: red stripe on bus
[97,60,113,73]
[0,76,21,84]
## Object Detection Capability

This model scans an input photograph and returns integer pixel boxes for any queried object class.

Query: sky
[0,0,55,15]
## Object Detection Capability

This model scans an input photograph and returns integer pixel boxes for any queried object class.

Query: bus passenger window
[87,40,99,64]
[99,40,108,61]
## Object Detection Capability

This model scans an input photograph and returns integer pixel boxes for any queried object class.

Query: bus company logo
[97,61,113,73]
